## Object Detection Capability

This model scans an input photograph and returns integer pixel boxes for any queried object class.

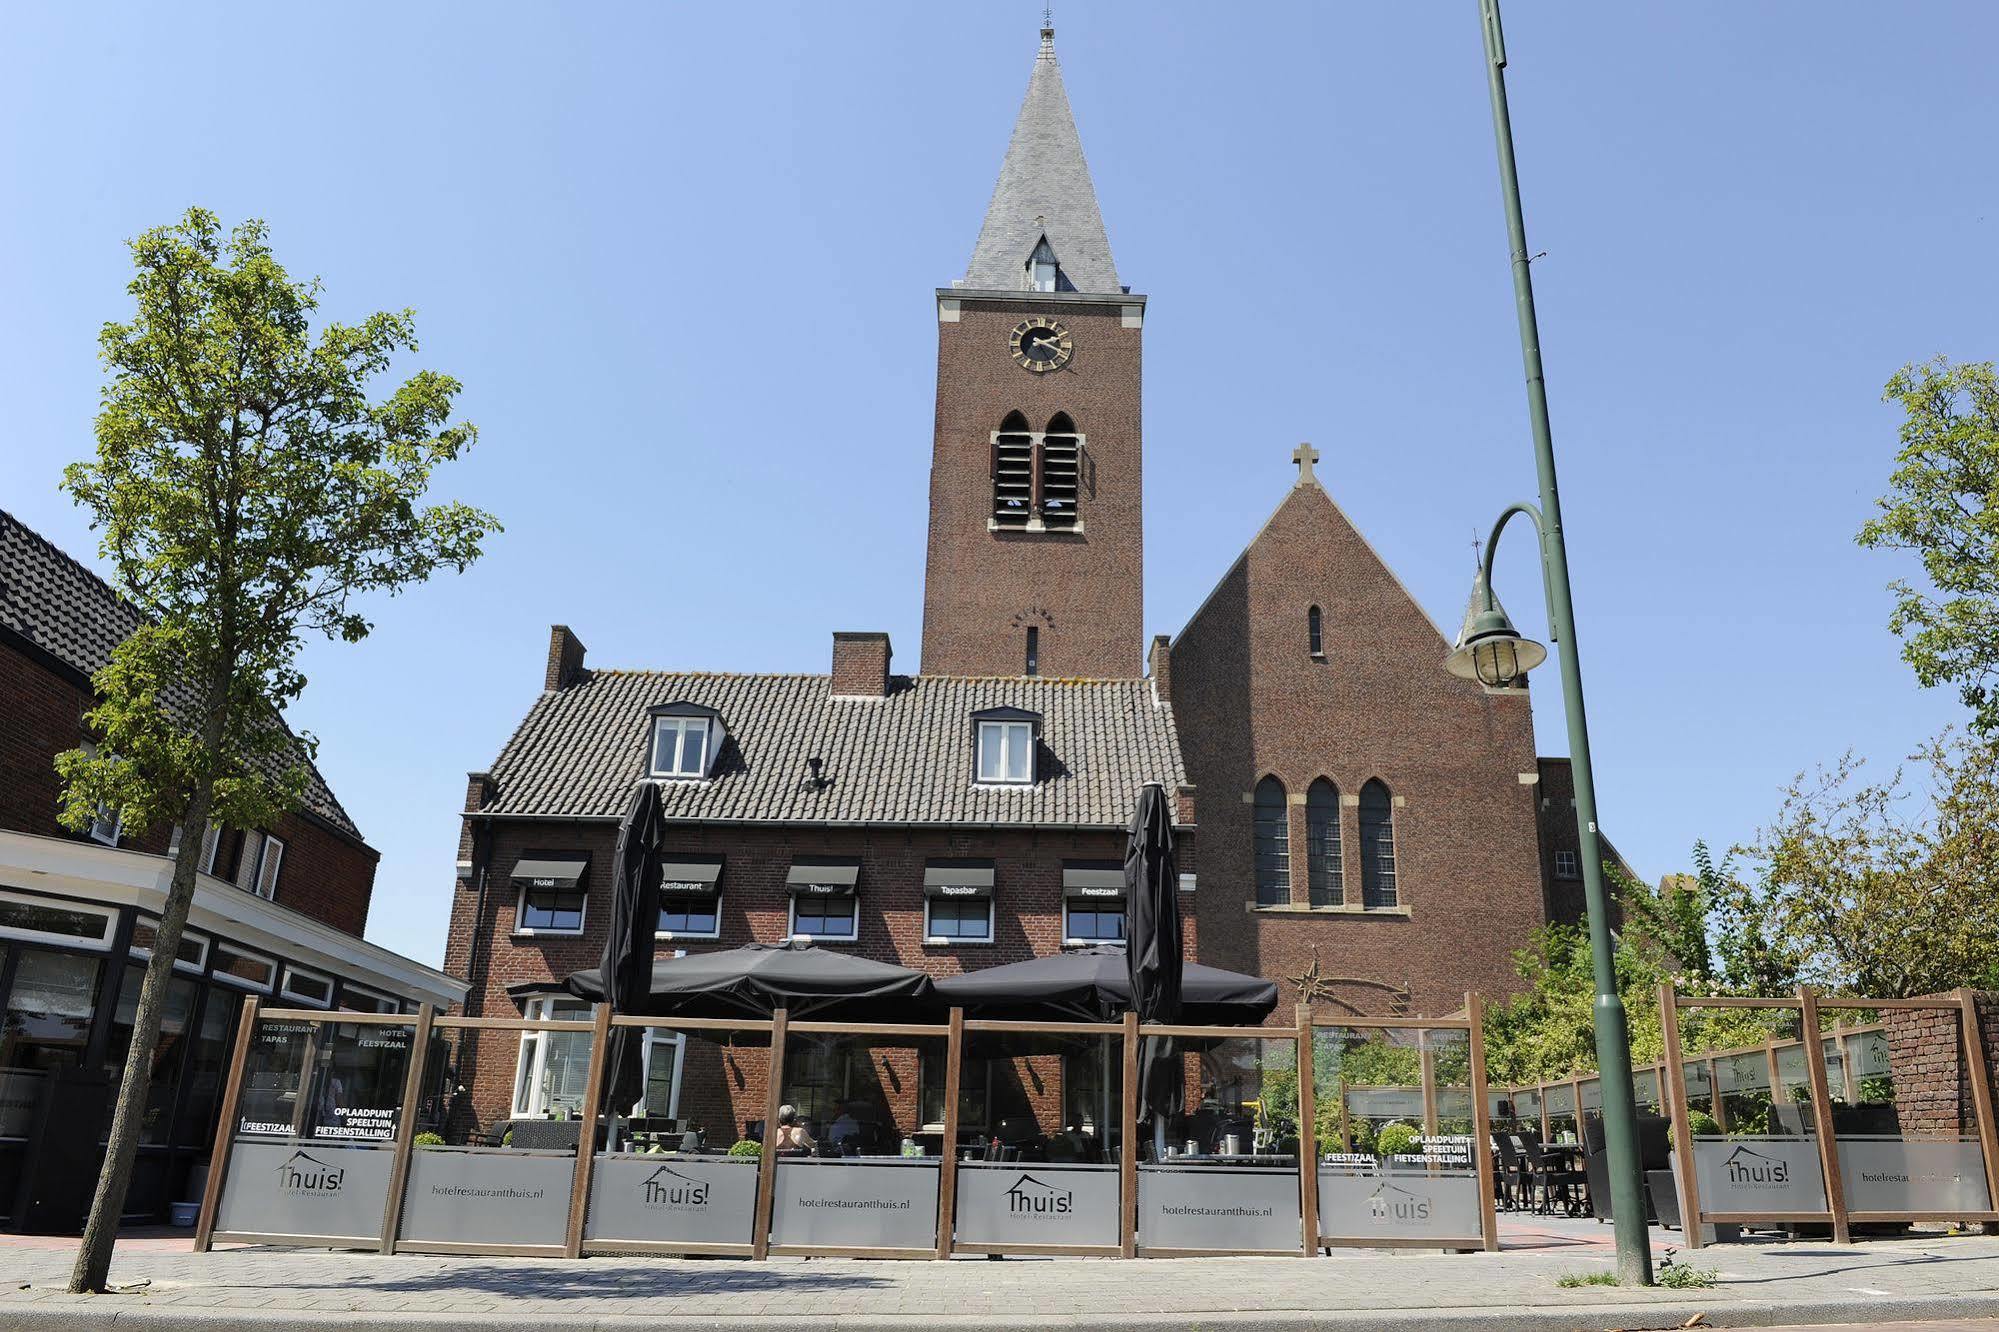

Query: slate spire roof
[962,26,1122,294]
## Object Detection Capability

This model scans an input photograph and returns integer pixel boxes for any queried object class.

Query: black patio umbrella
[599,781,666,1113]
[514,940,939,1023]
[1126,781,1182,1155]
[931,947,1277,1026]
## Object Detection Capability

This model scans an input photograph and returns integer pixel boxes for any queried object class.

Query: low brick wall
[1881,992,1999,1138]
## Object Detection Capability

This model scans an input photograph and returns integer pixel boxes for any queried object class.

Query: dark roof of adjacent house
[480,670,1187,829]
[0,509,365,842]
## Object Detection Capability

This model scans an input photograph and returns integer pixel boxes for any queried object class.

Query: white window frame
[976,720,1035,785]
[338,982,401,1014]
[1554,850,1581,880]
[649,716,713,780]
[211,942,276,992]
[130,915,209,972]
[200,823,225,875]
[923,895,995,946]
[655,892,722,942]
[1062,897,1126,947]
[511,996,593,1117]
[279,964,334,1008]
[0,889,117,950]
[787,893,859,944]
[634,1029,687,1119]
[514,877,587,937]
[252,833,285,900]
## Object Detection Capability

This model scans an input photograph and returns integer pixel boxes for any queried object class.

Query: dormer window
[973,706,1040,785]
[1029,237,1063,292]
[648,702,724,780]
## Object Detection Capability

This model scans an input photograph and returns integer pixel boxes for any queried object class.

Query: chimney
[464,771,495,813]
[1148,634,1173,703]
[831,632,892,698]
[545,625,587,692]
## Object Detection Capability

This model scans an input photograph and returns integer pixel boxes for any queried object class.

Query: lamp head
[1445,571,1548,687]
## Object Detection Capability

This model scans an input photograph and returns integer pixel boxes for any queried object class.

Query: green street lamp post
[1454,0,1654,1286]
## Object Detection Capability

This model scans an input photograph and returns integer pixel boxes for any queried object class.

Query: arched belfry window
[1253,776,1290,907]
[1308,605,1324,657]
[991,411,1083,533]
[1306,779,1342,906]
[1359,779,1398,909]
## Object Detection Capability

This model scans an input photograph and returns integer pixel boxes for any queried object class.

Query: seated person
[773,1104,815,1154]
[828,1100,861,1148]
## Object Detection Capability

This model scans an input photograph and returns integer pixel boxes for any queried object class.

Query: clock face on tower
[1009,317,1073,373]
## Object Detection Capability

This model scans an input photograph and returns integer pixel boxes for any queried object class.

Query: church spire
[962,24,1122,295]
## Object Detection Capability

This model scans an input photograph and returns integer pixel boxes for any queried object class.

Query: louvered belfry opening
[990,411,1083,531]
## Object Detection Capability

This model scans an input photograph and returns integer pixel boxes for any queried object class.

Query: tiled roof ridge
[581,667,1151,688]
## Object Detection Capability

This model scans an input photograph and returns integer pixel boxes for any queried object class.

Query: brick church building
[444,26,1607,1144]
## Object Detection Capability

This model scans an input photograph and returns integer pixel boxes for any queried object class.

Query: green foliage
[1555,1271,1619,1288]
[412,1132,444,1147]
[502,1129,515,1147]
[56,207,497,844]
[1375,1121,1422,1158]
[1858,358,1999,734]
[728,1139,763,1158]
[1682,1109,1720,1138]
[1656,1249,1719,1288]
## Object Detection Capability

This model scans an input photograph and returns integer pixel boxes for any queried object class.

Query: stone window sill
[1245,902,1411,918]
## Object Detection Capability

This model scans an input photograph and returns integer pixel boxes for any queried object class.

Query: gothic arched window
[991,411,1082,532]
[1308,605,1324,657]
[993,412,1033,523]
[1306,779,1342,906]
[1041,412,1080,529]
[1254,776,1290,907]
[1359,779,1398,909]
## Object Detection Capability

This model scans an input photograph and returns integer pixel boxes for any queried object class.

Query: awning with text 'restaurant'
[657,858,723,897]
[923,861,994,900]
[785,858,860,897]
[1062,863,1125,899]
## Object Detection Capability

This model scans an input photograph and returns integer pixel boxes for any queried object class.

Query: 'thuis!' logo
[275,1149,344,1195]
[641,1165,711,1211]
[1366,1181,1432,1224]
[1722,1144,1790,1188]
[1006,1172,1074,1216]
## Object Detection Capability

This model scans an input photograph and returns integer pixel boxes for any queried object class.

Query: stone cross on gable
[1292,441,1319,483]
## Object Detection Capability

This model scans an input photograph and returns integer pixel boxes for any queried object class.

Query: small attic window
[1028,237,1072,292]
[973,706,1041,785]
[648,702,723,780]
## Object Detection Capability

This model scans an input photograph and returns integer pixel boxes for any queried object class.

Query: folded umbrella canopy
[513,940,939,1023]
[598,781,666,1110]
[1125,781,1183,1151]
[931,947,1278,1025]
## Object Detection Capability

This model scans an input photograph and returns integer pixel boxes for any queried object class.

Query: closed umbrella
[599,781,665,1118]
[1125,782,1182,1158]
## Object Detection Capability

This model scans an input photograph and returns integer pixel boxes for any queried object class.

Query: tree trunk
[69,782,217,1293]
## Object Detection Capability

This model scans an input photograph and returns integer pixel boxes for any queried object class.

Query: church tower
[920,26,1145,680]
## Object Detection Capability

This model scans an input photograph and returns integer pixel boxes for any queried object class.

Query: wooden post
[1708,1057,1726,1132]
[1798,988,1849,1243]
[1466,994,1499,1252]
[1419,1042,1439,1137]
[1764,1039,1782,1118]
[563,1003,614,1259]
[1569,1076,1581,1139]
[1957,989,1999,1213]
[1835,1026,1857,1104]
[289,1020,323,1139]
[1658,986,1704,1251]
[934,1007,964,1260]
[752,1007,789,1261]
[1294,1006,1320,1256]
[1119,1010,1139,1258]
[194,995,260,1251]
[1538,1079,1550,1142]
[379,1004,435,1253]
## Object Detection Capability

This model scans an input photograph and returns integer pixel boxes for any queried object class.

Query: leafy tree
[1858,358,1999,734]
[1737,733,1999,998]
[58,209,496,1292]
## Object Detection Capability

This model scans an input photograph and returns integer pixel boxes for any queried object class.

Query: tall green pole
[1476,0,1652,1285]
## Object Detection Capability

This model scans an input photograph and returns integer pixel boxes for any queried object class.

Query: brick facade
[1165,479,1547,1020]
[1882,995,1999,1140]
[920,296,1145,680]
[0,633,379,937]
[446,814,1198,1146]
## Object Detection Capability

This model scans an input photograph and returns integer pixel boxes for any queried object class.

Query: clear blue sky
[5,3,1993,968]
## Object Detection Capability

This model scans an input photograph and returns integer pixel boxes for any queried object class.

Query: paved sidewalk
[4,1223,1999,1330]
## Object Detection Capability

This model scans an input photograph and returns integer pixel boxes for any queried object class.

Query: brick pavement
[3,1222,1999,1329]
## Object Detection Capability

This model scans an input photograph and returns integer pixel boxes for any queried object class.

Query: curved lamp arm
[1481,501,1557,642]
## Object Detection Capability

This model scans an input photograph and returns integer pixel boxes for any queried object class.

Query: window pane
[174,988,239,1147]
[0,896,111,945]
[522,888,585,931]
[794,896,855,938]
[644,1037,679,1117]
[928,899,991,940]
[0,949,103,1072]
[680,723,708,775]
[978,725,1004,782]
[660,898,719,934]
[1359,780,1397,908]
[1065,905,1124,941]
[1306,781,1343,907]
[1254,778,1290,906]
[1005,723,1032,782]
[102,966,198,1143]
